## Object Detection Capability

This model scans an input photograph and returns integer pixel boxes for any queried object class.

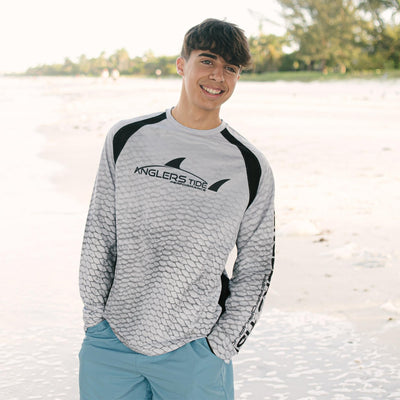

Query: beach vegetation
[23,0,400,80]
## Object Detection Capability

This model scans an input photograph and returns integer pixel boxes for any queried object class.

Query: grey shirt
[79,108,275,362]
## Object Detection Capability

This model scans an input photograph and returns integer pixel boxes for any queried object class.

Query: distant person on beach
[78,18,275,400]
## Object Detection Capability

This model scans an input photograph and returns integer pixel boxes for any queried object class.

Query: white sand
[0,76,399,399]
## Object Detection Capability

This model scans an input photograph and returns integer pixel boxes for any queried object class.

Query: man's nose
[209,65,225,82]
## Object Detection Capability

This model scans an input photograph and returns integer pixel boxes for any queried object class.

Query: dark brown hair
[181,19,252,69]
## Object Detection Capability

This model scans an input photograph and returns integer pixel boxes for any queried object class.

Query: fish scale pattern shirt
[79,108,275,362]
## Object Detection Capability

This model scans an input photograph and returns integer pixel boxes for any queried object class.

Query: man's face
[177,50,241,114]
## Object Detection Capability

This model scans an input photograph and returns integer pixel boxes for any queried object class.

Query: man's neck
[171,103,222,130]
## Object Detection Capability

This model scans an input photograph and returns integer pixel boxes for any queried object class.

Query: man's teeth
[202,86,222,95]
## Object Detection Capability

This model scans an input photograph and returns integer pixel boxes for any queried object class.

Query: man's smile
[200,85,225,95]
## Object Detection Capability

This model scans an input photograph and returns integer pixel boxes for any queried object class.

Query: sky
[0,0,285,73]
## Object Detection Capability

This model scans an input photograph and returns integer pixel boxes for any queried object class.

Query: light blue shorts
[79,320,234,400]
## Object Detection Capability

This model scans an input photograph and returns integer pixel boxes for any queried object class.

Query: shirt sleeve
[207,157,275,361]
[79,129,117,331]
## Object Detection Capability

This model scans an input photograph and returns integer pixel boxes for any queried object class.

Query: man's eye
[201,59,213,65]
[225,66,238,74]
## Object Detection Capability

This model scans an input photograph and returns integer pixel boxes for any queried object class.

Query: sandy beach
[1,75,399,399]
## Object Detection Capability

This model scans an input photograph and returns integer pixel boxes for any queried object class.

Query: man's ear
[176,57,185,76]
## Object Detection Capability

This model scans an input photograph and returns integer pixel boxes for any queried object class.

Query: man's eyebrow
[197,52,241,69]
[197,52,218,60]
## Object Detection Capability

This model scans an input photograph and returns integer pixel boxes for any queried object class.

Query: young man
[79,18,275,400]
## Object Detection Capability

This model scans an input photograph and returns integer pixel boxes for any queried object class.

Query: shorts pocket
[196,337,224,363]
[189,338,227,392]
[86,320,110,336]
[203,338,216,355]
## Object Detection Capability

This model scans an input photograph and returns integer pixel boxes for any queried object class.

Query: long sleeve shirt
[79,108,275,362]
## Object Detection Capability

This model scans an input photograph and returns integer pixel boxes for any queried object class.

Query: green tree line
[25,0,400,77]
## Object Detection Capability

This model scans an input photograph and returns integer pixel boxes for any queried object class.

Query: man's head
[173,19,251,128]
[180,18,252,70]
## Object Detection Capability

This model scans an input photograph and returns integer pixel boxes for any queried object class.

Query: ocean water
[0,76,399,399]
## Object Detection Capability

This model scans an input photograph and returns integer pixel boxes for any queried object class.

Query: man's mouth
[201,85,224,95]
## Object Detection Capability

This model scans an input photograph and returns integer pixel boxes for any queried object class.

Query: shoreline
[3,70,400,85]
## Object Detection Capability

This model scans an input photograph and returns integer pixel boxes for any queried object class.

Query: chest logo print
[134,157,230,192]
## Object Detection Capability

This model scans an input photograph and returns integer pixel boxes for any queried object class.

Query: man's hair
[180,18,252,69]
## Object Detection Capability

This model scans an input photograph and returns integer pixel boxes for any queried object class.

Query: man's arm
[79,130,117,330]
[207,158,275,361]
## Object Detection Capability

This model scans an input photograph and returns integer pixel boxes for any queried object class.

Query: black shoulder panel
[220,128,262,210]
[113,112,167,163]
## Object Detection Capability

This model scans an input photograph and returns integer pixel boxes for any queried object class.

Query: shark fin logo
[134,157,230,192]
[165,157,185,169]
[208,179,230,192]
